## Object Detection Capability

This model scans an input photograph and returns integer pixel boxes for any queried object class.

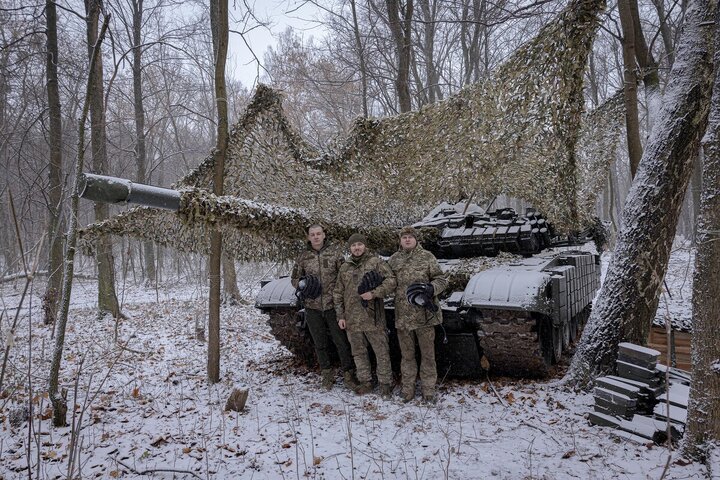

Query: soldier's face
[308,227,326,250]
[400,234,417,250]
[350,242,366,257]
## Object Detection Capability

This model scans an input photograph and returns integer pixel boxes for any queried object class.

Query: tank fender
[255,276,299,310]
[461,268,552,314]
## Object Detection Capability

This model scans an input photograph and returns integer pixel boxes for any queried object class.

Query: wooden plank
[595,387,637,407]
[654,403,688,425]
[657,383,690,408]
[595,376,640,399]
[619,342,660,363]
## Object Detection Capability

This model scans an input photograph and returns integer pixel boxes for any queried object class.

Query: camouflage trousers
[397,326,436,395]
[347,330,392,385]
[305,308,355,372]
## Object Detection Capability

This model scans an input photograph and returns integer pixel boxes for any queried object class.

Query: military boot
[356,382,373,395]
[321,369,335,391]
[422,387,435,403]
[343,370,361,392]
[401,387,415,403]
[379,384,393,399]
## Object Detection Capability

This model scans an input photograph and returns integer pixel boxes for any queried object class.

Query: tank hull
[256,250,600,378]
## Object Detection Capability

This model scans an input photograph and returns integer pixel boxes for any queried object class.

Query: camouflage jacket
[333,252,396,332]
[291,241,345,311]
[388,244,448,330]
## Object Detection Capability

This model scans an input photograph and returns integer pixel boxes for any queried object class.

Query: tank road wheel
[267,308,317,368]
[538,316,555,368]
[552,325,563,363]
[562,321,571,350]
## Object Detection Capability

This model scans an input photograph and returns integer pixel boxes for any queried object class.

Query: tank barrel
[78,173,181,211]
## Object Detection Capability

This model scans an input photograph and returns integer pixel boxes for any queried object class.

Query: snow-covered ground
[0,249,706,479]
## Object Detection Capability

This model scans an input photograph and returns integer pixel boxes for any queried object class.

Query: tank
[255,201,602,378]
[75,174,600,378]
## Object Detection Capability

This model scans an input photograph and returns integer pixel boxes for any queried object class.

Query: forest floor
[0,242,706,479]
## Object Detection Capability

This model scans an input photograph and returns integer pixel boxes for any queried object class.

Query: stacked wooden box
[588,342,690,444]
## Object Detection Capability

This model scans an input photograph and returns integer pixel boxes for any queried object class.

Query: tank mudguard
[255,276,299,309]
[462,268,552,314]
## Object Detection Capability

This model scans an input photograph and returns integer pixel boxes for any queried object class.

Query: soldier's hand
[360,291,374,301]
[337,319,347,330]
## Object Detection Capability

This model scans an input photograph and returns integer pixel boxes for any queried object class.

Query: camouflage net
[79,0,622,262]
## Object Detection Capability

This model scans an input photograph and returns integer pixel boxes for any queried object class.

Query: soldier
[389,226,448,403]
[334,233,396,397]
[291,224,360,391]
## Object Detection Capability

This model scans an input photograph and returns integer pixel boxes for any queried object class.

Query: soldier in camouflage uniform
[334,233,396,397]
[388,226,448,403]
[291,224,360,391]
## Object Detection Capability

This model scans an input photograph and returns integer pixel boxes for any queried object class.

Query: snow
[0,260,709,479]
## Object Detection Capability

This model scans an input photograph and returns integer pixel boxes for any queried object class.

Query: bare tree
[50,15,111,426]
[618,0,643,177]
[384,0,413,112]
[44,0,64,324]
[129,0,156,283]
[567,0,715,388]
[208,0,229,383]
[683,6,720,460]
[85,0,120,318]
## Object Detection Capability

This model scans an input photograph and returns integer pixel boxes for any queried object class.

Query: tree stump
[225,388,249,412]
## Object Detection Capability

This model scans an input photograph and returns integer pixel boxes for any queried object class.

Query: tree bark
[350,0,369,117]
[683,6,720,460]
[418,0,441,104]
[221,253,240,302]
[385,0,413,113]
[208,0,229,383]
[45,0,64,325]
[567,0,715,388]
[618,0,643,178]
[130,0,156,283]
[651,0,675,68]
[85,0,120,318]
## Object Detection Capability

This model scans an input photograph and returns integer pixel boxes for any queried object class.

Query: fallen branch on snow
[114,457,202,479]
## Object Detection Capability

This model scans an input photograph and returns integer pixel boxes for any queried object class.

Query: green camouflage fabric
[347,330,393,386]
[291,241,345,311]
[333,252,396,332]
[398,326,437,397]
[388,245,448,331]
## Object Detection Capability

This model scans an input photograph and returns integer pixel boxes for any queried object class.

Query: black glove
[297,275,322,300]
[358,271,384,307]
[406,282,438,311]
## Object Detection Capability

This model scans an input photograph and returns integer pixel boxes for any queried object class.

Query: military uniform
[291,241,355,382]
[388,242,448,400]
[333,251,396,389]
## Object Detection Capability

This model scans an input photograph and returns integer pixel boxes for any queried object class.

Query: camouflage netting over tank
[79,0,621,262]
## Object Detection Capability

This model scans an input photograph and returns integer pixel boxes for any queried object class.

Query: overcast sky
[227,0,326,89]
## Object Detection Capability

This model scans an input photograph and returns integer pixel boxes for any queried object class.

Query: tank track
[475,306,592,378]
[476,309,551,377]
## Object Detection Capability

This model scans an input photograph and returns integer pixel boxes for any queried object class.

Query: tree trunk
[651,0,675,68]
[385,0,413,113]
[130,0,156,284]
[45,0,64,325]
[567,0,715,388]
[618,0,643,178]
[628,0,661,121]
[50,15,110,427]
[418,0,441,104]
[683,7,720,460]
[85,0,120,318]
[222,253,241,303]
[208,0,229,383]
[350,0,368,117]
[690,150,702,242]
